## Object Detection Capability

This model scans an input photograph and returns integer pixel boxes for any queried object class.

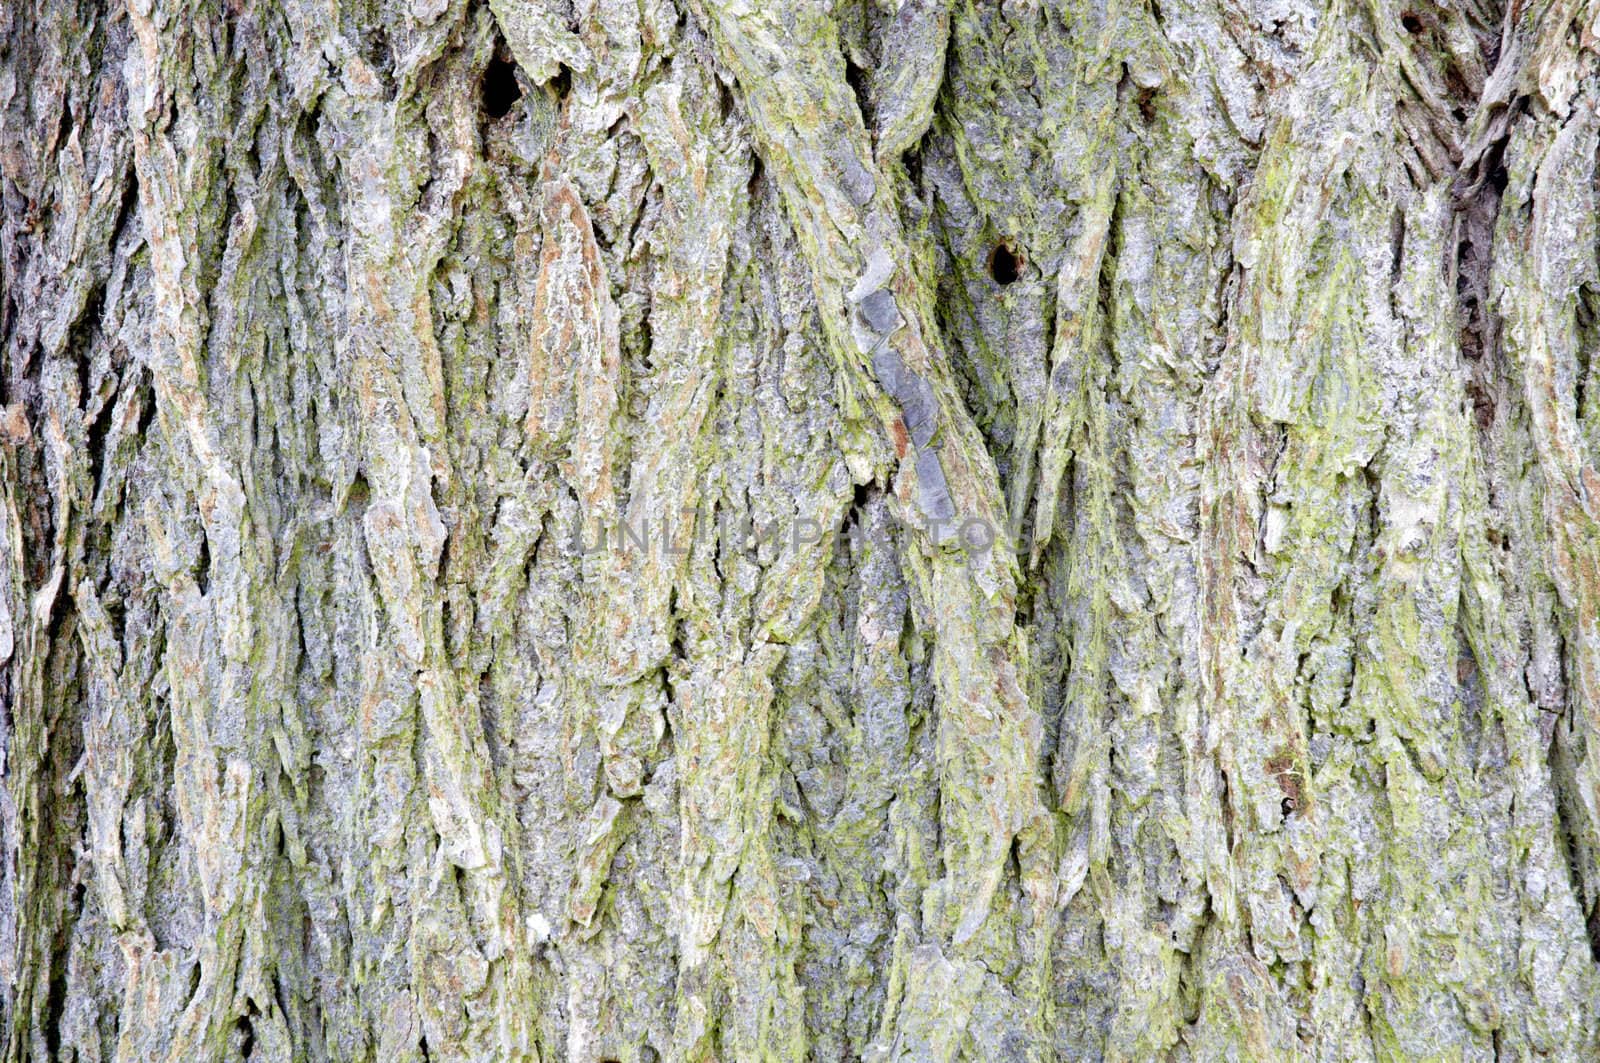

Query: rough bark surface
[5,0,1600,1057]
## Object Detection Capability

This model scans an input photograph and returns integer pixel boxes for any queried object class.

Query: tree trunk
[4,0,1600,1057]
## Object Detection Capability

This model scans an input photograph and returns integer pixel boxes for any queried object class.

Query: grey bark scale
[3,0,1600,1058]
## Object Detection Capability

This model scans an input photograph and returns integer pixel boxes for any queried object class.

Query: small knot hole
[988,241,1023,285]
[482,54,523,120]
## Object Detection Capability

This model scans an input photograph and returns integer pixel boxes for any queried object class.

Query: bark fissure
[6,0,1600,1058]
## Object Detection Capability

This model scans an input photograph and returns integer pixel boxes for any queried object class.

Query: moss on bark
[4,0,1600,1058]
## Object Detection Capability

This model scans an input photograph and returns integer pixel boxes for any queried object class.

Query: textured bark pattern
[5,0,1600,1057]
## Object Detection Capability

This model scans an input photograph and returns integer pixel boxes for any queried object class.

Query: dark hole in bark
[747,154,764,200]
[236,1013,256,1058]
[1400,11,1424,33]
[1138,87,1158,124]
[844,53,869,122]
[551,63,572,102]
[989,241,1023,285]
[346,472,370,513]
[136,367,157,437]
[196,533,210,594]
[481,55,522,119]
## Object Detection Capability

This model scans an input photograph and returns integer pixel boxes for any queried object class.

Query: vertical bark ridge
[6,0,1600,1058]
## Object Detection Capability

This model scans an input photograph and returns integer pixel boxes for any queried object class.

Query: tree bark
[4,0,1600,1057]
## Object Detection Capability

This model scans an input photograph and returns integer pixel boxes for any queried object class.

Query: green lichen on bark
[4,0,1600,1058]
